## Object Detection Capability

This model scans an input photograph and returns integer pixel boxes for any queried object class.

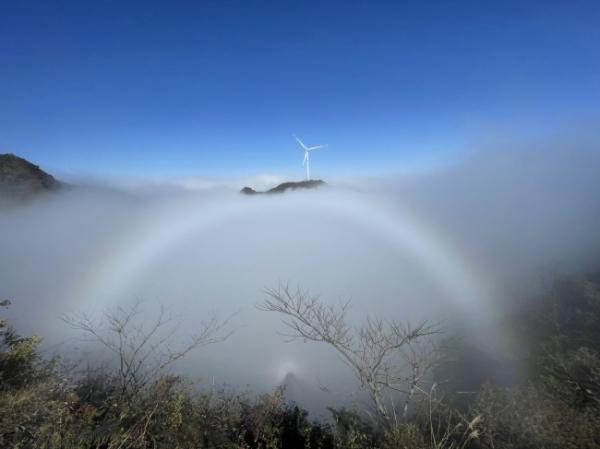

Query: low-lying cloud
[1,131,599,413]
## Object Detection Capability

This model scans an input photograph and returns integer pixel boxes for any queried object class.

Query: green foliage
[535,278,600,409]
[330,408,379,449]
[0,301,62,448]
[473,382,600,449]
[470,271,600,449]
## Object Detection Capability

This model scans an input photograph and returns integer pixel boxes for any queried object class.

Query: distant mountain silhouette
[241,179,326,195]
[0,154,62,200]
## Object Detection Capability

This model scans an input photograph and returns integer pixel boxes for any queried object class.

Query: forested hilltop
[0,154,62,198]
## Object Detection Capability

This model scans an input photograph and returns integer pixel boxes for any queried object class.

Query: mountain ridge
[241,179,326,195]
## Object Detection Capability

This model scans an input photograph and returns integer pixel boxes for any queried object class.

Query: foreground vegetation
[1,270,600,448]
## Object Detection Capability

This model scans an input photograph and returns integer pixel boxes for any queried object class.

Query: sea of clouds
[1,131,599,413]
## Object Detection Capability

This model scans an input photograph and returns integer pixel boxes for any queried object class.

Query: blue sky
[1,0,599,177]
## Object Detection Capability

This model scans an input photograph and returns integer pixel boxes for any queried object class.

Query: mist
[1,132,599,413]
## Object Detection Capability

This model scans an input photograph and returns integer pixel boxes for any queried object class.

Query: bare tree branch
[259,282,439,429]
[62,300,233,396]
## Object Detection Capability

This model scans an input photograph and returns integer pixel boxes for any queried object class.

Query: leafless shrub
[62,300,232,396]
[259,283,439,430]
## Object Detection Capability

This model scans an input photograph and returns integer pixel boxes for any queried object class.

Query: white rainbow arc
[68,191,502,386]
[73,191,492,320]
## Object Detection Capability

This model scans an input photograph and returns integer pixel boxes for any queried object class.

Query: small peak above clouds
[241,179,326,195]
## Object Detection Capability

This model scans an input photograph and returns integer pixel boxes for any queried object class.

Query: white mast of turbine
[293,135,327,181]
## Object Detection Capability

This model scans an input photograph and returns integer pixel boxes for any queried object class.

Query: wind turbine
[293,135,327,181]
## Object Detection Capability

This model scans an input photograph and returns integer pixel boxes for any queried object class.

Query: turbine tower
[293,135,327,181]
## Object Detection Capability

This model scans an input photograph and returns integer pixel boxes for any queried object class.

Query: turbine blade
[293,134,308,150]
[308,145,327,151]
[303,152,308,165]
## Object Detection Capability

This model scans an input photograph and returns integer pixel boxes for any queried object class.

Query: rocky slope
[0,153,62,200]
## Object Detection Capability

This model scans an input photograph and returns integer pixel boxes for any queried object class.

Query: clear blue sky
[1,1,599,177]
